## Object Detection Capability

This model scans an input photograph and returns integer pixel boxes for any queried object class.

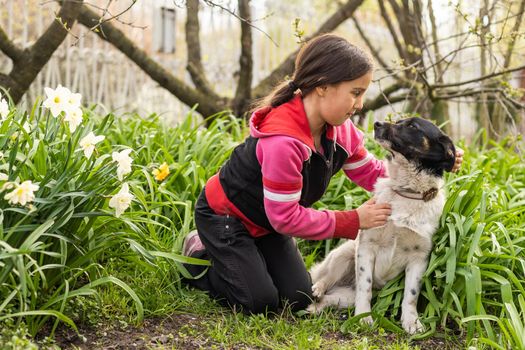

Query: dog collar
[393,188,438,202]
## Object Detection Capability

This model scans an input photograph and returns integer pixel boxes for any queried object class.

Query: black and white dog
[308,117,456,334]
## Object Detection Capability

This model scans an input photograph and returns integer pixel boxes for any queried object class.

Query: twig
[433,64,525,89]
[202,0,278,47]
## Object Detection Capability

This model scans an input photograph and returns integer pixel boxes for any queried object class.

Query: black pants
[185,190,312,314]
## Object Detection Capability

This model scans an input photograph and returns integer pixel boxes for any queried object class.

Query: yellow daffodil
[152,162,170,181]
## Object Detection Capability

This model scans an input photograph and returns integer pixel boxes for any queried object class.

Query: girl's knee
[228,284,279,314]
[247,288,279,314]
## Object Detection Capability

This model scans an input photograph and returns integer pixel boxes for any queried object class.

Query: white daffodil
[79,131,105,159]
[43,85,70,117]
[109,182,133,218]
[4,180,39,206]
[112,149,133,181]
[0,98,9,120]
[0,172,8,181]
[64,107,83,132]
[65,91,82,113]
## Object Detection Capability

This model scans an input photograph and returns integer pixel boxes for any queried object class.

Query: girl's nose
[354,98,364,110]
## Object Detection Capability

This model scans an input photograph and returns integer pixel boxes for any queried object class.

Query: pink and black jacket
[205,95,386,240]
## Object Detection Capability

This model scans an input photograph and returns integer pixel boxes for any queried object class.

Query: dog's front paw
[355,308,373,326]
[359,315,373,326]
[306,301,325,314]
[311,281,327,299]
[402,315,424,334]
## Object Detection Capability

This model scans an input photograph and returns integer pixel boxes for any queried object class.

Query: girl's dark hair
[252,34,373,111]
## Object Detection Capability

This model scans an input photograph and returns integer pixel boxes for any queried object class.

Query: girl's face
[316,71,372,126]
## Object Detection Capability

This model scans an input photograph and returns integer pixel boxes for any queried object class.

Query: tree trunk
[0,0,84,103]
[231,0,253,117]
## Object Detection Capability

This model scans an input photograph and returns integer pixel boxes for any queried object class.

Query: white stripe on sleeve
[263,189,301,202]
[342,153,373,170]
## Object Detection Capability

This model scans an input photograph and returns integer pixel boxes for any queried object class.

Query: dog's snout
[374,121,390,141]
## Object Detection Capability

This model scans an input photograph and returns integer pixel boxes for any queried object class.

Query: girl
[182,34,463,314]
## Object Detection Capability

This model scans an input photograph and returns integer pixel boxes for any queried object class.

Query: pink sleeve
[340,122,386,192]
[256,136,359,240]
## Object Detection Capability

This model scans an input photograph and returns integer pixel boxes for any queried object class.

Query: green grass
[0,95,524,349]
[87,271,444,350]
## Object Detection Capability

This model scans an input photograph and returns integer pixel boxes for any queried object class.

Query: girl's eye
[352,91,362,96]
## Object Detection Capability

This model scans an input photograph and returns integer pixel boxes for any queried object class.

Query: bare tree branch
[424,11,522,49]
[0,73,14,89]
[252,0,365,99]
[0,27,24,61]
[185,0,221,99]
[432,63,525,89]
[393,0,422,67]
[426,0,451,128]
[503,0,525,68]
[232,0,253,116]
[427,0,442,79]
[378,0,407,62]
[361,80,411,113]
[5,0,84,103]
[82,0,145,31]
[76,3,225,119]
[311,0,365,36]
[202,0,277,46]
[351,16,400,80]
[436,87,503,99]
[435,86,525,112]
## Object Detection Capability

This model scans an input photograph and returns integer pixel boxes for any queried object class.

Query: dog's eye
[408,124,417,129]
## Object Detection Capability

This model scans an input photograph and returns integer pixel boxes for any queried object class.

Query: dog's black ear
[439,134,456,172]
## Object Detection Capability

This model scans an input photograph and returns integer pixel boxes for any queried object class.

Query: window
[153,7,176,53]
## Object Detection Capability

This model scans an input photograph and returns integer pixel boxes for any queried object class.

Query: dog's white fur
[307,148,446,334]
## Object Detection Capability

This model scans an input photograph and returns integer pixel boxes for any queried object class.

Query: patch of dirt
[323,331,463,350]
[54,313,251,350]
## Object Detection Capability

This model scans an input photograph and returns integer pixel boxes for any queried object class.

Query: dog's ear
[438,134,456,172]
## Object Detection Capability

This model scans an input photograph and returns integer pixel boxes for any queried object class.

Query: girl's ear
[315,85,328,97]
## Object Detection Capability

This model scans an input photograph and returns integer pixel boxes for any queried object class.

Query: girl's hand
[451,148,464,173]
[356,198,392,229]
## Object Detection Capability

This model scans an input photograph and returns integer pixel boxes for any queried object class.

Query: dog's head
[374,117,456,177]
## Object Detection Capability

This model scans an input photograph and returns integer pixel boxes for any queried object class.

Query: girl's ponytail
[269,80,299,107]
[251,80,299,113]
